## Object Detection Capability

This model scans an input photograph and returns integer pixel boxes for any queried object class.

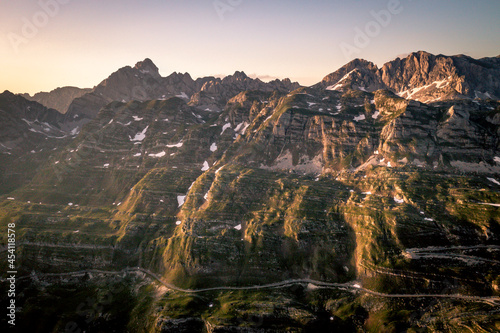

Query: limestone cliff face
[224,88,499,174]
[380,51,459,92]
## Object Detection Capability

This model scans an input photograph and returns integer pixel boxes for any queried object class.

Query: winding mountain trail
[404,245,500,265]
[14,267,500,307]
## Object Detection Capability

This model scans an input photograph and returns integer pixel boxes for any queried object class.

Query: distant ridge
[21,86,91,114]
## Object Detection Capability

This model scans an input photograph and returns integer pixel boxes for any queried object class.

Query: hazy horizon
[1,0,499,95]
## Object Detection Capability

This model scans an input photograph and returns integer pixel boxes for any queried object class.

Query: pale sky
[1,0,499,95]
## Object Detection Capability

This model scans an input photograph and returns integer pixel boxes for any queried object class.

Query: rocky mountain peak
[0,90,35,109]
[346,58,379,72]
[380,52,455,91]
[409,50,434,59]
[229,71,249,81]
[314,58,383,92]
[167,71,193,81]
[133,58,160,77]
[1,89,15,98]
[319,59,378,81]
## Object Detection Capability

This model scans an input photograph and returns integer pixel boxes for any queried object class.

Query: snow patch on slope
[221,123,232,135]
[130,126,149,142]
[167,141,183,148]
[149,151,166,158]
[177,196,186,207]
[354,114,365,122]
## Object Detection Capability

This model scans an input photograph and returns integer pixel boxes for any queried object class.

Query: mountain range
[1,51,499,332]
[314,51,500,102]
